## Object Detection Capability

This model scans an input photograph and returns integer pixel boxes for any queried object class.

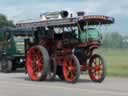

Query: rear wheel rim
[63,56,77,82]
[89,56,104,81]
[27,47,44,80]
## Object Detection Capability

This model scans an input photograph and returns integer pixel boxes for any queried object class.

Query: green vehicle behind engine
[0,28,32,73]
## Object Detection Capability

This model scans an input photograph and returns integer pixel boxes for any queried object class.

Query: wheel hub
[95,65,100,71]
[68,67,75,71]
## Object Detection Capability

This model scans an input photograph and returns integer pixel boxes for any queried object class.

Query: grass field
[96,48,128,77]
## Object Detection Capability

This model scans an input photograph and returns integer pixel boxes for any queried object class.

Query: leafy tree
[0,14,14,28]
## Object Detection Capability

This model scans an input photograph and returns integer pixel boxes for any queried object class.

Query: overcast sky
[0,0,127,34]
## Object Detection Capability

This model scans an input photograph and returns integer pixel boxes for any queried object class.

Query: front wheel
[63,55,80,83]
[88,54,106,83]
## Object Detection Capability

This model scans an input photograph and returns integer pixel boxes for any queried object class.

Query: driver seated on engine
[62,31,78,48]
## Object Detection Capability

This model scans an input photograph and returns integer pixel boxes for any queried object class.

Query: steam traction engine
[16,11,114,83]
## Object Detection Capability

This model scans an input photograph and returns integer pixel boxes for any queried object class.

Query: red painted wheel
[88,54,106,83]
[26,45,49,81]
[63,55,80,83]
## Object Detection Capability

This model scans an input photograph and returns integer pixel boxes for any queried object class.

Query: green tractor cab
[0,28,32,73]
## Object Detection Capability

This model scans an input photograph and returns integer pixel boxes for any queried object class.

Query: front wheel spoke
[94,71,97,76]
[100,64,103,69]
[92,71,96,76]
[96,65,101,70]
[91,69,95,72]
[96,58,100,65]
[99,59,101,65]
[91,66,95,70]
[96,71,99,76]
[96,71,101,79]
[93,59,97,65]
[98,71,102,77]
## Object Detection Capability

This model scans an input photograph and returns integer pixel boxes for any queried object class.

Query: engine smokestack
[60,10,69,18]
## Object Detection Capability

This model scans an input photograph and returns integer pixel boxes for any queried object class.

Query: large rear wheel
[88,54,106,83]
[26,45,49,81]
[63,55,80,83]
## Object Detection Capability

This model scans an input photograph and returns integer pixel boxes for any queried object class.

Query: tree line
[102,32,128,49]
[0,14,14,28]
